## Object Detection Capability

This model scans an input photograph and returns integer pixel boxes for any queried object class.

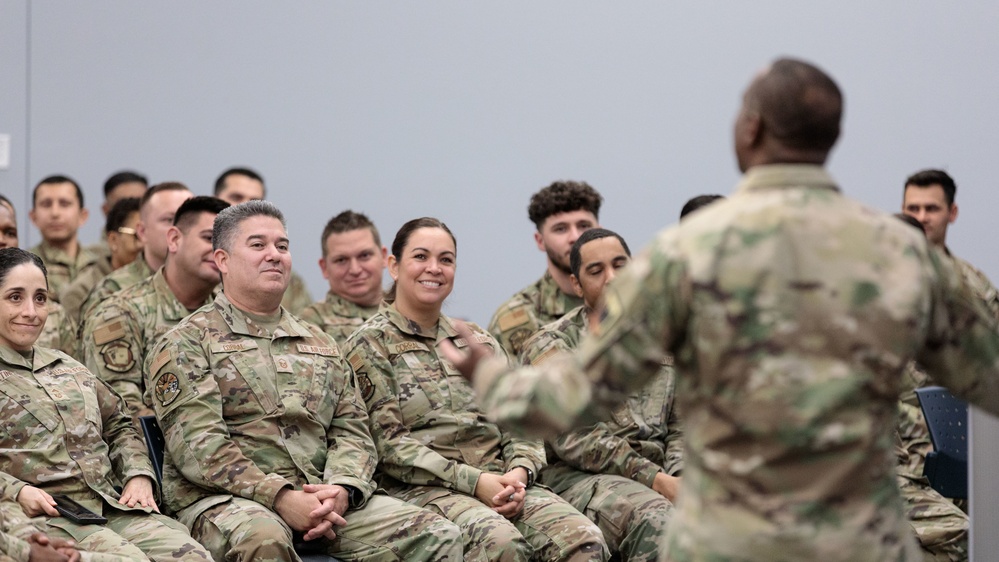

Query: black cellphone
[51,494,108,525]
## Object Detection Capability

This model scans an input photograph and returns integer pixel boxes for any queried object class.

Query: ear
[318,257,330,281]
[136,221,148,243]
[28,209,38,227]
[380,246,389,262]
[388,254,399,281]
[948,203,959,224]
[78,207,89,226]
[165,226,182,254]
[570,274,584,298]
[214,248,229,275]
[534,230,545,252]
[102,201,110,217]
[107,232,119,253]
[740,111,763,148]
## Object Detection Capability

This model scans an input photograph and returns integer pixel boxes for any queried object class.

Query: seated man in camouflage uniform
[489,181,602,357]
[300,210,387,343]
[84,196,230,426]
[521,228,680,562]
[146,201,462,561]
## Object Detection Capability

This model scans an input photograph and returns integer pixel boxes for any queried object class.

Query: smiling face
[215,215,291,312]
[389,227,456,317]
[0,262,49,351]
[320,227,387,307]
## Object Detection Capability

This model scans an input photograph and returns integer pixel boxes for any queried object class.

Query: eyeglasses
[117,227,138,237]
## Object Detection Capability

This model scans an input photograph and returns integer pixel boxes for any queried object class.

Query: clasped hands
[474,467,529,519]
[274,484,351,541]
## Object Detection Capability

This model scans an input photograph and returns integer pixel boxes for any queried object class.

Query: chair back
[915,386,968,499]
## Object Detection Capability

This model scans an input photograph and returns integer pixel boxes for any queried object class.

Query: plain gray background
[2,2,998,557]
[2,1,996,326]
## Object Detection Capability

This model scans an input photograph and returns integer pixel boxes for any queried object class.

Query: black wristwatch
[522,467,535,487]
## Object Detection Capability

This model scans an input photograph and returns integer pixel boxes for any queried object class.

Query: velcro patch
[348,353,365,373]
[149,349,172,376]
[388,341,429,354]
[297,344,338,357]
[92,321,126,345]
[451,333,493,348]
[496,308,530,331]
[101,341,136,373]
[209,340,258,353]
[532,347,560,366]
[0,370,13,382]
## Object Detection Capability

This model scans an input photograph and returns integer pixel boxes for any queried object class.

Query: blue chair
[914,386,968,499]
[138,416,340,562]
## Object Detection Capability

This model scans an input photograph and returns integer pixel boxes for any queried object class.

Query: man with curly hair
[488,181,602,356]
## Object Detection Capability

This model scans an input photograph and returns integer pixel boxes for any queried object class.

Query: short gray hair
[213,200,286,253]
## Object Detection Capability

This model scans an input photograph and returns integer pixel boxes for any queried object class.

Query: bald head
[736,58,843,170]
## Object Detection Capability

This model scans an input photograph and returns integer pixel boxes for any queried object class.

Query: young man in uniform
[520,228,680,562]
[83,196,229,426]
[300,210,387,343]
[28,175,100,301]
[146,201,462,561]
[489,180,602,356]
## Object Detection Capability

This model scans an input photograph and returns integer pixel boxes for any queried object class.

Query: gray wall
[2,0,998,556]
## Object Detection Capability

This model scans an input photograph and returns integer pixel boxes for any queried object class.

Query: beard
[546,245,572,275]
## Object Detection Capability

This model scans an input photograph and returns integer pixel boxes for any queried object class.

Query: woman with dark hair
[0,247,211,561]
[344,218,608,562]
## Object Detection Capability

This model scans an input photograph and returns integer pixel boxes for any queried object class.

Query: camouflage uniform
[299,291,380,343]
[520,306,680,562]
[469,165,999,561]
[29,241,103,303]
[344,304,608,562]
[59,257,114,322]
[83,268,211,426]
[145,294,462,562]
[489,271,583,357]
[895,437,969,561]
[0,345,211,561]
[80,256,153,322]
[38,301,79,360]
[282,271,313,315]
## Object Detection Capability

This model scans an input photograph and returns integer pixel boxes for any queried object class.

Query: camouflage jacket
[145,293,376,517]
[28,241,104,303]
[344,303,545,496]
[299,291,380,344]
[471,165,999,561]
[83,268,211,425]
[488,270,583,357]
[58,256,114,322]
[80,256,153,321]
[37,301,79,360]
[0,499,35,562]
[282,271,313,316]
[520,306,683,493]
[951,252,999,319]
[0,345,156,515]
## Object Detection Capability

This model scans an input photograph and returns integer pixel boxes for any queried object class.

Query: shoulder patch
[149,349,172,376]
[348,353,365,373]
[154,372,182,407]
[496,308,530,331]
[532,346,561,366]
[92,320,126,345]
[101,341,136,373]
[297,344,338,357]
[356,373,374,402]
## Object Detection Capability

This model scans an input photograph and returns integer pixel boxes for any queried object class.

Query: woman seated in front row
[0,247,212,562]
[344,217,609,562]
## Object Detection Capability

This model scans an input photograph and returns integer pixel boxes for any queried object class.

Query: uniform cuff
[454,465,483,496]
[254,474,294,509]
[633,462,663,489]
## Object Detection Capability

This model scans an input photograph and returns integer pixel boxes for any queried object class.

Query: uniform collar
[0,344,62,370]
[735,164,840,195]
[153,267,212,321]
[378,301,456,344]
[212,292,314,339]
[537,270,579,317]
[324,291,380,319]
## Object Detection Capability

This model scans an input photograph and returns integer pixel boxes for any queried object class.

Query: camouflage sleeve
[322,356,378,502]
[345,337,483,495]
[146,328,293,508]
[0,503,31,561]
[918,248,999,414]
[281,272,313,316]
[488,300,540,358]
[474,236,689,439]
[92,369,156,485]
[663,399,684,476]
[297,303,321,327]
[484,337,547,476]
[83,298,152,425]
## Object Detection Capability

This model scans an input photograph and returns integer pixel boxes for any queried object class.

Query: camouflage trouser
[556,473,672,562]
[898,401,934,479]
[899,475,968,561]
[42,509,211,561]
[186,494,463,562]
[395,485,609,562]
